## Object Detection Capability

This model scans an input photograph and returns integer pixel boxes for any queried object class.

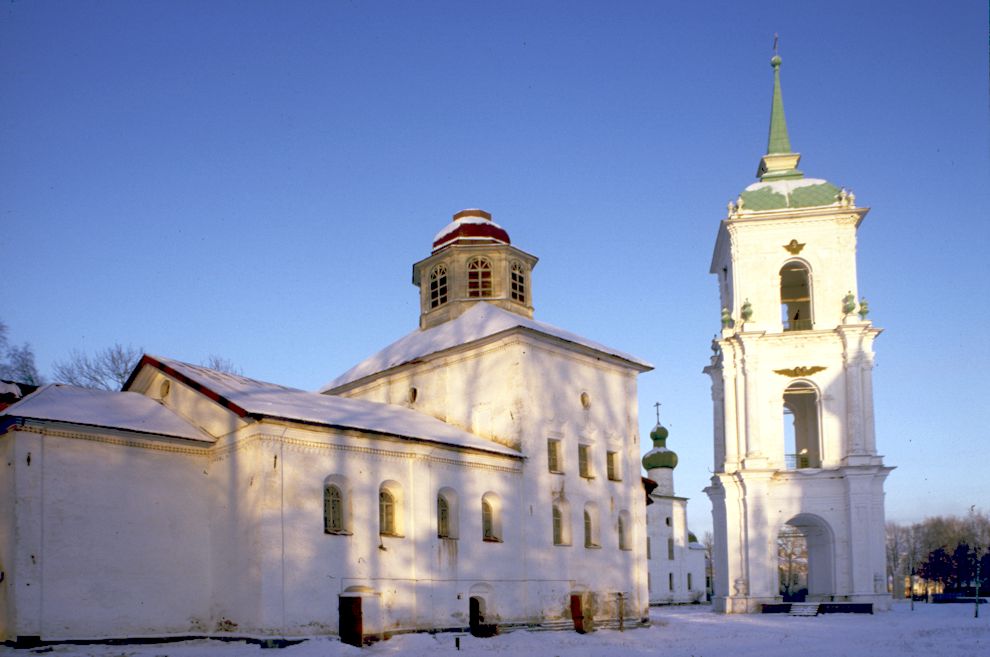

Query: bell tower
[412,209,538,329]
[704,54,893,613]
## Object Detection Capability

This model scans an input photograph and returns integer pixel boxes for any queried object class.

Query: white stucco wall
[337,332,650,624]
[3,425,212,640]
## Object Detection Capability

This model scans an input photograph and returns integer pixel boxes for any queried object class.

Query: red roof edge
[125,355,251,418]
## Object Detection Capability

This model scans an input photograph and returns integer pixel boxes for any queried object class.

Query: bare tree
[203,354,241,375]
[52,344,142,391]
[0,320,43,385]
[777,526,808,599]
[886,522,909,597]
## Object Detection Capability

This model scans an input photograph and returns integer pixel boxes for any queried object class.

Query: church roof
[137,356,522,457]
[1,384,215,443]
[736,53,845,210]
[431,209,511,252]
[321,302,652,392]
[739,177,843,211]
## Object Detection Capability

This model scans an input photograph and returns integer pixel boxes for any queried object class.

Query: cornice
[10,423,210,457]
[211,430,523,474]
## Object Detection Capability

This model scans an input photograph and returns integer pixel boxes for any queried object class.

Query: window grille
[578,444,592,478]
[380,489,396,535]
[324,485,344,534]
[467,258,493,298]
[430,265,448,308]
[510,262,526,302]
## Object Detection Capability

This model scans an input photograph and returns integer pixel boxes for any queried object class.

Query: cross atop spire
[757,40,804,181]
[654,401,662,425]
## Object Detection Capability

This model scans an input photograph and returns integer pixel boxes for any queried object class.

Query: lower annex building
[643,421,707,604]
[1,209,654,645]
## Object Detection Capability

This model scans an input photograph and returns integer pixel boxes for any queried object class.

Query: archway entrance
[778,514,835,602]
[469,595,496,637]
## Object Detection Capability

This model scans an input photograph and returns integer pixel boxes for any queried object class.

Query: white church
[0,52,893,646]
[642,420,708,605]
[0,209,655,645]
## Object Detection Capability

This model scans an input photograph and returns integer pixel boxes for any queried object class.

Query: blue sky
[3,1,988,537]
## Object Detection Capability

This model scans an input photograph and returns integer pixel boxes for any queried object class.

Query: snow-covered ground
[4,601,987,657]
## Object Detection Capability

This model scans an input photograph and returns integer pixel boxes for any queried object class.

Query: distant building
[1,210,652,645]
[642,422,707,604]
[704,55,892,613]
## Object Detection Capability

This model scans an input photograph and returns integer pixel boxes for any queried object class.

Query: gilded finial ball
[771,54,782,67]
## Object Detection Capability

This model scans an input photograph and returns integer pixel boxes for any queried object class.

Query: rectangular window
[688,573,693,590]
[647,536,652,560]
[606,451,620,481]
[668,573,674,591]
[578,444,592,479]
[667,537,675,560]
[547,439,562,473]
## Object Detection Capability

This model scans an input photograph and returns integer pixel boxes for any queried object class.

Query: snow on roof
[433,215,505,244]
[1,384,214,443]
[321,302,652,392]
[144,356,521,458]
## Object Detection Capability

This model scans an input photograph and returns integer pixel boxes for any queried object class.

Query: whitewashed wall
[3,426,212,640]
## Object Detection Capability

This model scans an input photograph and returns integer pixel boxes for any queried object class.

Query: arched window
[467,258,493,298]
[438,495,451,538]
[583,503,600,548]
[783,381,822,468]
[380,489,396,535]
[323,475,351,535]
[510,261,526,303]
[780,261,813,331]
[325,485,344,533]
[618,510,632,551]
[437,487,459,539]
[551,498,571,546]
[482,492,502,542]
[379,481,403,537]
[430,264,448,308]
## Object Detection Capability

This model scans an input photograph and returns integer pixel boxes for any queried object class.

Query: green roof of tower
[642,423,678,470]
[736,50,850,209]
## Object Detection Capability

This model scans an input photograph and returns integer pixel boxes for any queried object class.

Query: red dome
[432,209,511,252]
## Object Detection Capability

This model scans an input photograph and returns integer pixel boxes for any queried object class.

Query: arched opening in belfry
[778,514,835,602]
[780,261,812,331]
[782,381,821,469]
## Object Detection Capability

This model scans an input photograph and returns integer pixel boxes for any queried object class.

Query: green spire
[757,51,803,181]
[767,55,792,155]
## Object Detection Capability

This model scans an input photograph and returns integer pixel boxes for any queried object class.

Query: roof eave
[325,324,651,394]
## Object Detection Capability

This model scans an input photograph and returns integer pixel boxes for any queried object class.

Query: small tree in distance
[53,344,142,391]
[204,354,241,375]
[0,320,44,385]
[54,344,243,391]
